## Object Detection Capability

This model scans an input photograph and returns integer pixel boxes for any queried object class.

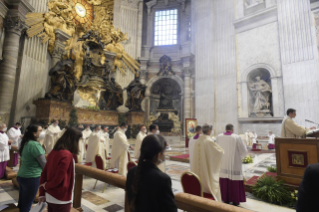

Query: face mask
[158,156,165,164]
[3,128,7,131]
[124,128,127,132]
[143,129,147,133]
[156,130,160,134]
[39,131,46,139]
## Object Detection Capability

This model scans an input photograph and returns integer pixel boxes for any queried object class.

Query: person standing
[126,134,177,212]
[189,125,202,164]
[77,124,85,163]
[216,124,248,206]
[191,123,224,202]
[7,122,23,166]
[149,124,159,135]
[17,124,46,212]
[0,123,12,178]
[82,125,92,157]
[39,127,82,212]
[267,131,275,149]
[103,127,110,157]
[110,123,133,176]
[281,108,316,138]
[135,125,147,159]
[86,126,106,163]
[38,125,48,146]
[44,120,62,154]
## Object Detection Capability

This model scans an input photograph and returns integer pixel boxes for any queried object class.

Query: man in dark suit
[296,163,319,212]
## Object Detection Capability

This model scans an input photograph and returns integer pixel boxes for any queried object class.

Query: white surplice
[110,129,129,176]
[191,134,224,202]
[281,116,310,138]
[0,133,9,162]
[86,131,105,164]
[44,124,62,154]
[7,127,21,152]
[252,133,257,144]
[268,134,275,144]
[134,131,146,159]
[216,133,247,181]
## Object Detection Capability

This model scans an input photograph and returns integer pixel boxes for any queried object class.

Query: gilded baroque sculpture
[125,77,147,111]
[249,76,272,117]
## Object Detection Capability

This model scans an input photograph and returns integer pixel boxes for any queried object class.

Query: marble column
[183,68,192,119]
[51,29,71,67]
[0,16,28,120]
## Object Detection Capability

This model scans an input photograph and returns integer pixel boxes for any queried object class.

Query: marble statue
[125,78,147,111]
[157,55,175,76]
[249,76,272,115]
[104,78,123,110]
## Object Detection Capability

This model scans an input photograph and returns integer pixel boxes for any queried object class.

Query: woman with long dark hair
[38,127,82,212]
[126,134,177,212]
[17,124,46,212]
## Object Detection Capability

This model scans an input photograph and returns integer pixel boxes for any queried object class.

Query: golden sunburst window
[70,0,94,27]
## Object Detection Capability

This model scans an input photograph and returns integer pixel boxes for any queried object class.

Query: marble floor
[0,140,294,212]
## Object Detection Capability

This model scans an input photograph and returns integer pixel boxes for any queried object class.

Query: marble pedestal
[126,111,145,125]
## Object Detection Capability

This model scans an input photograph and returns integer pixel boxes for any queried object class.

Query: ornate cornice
[146,0,157,14]
[55,29,71,42]
[5,15,28,36]
[121,0,142,9]
[0,1,8,19]
[5,0,34,21]
[51,46,65,59]
[176,0,186,11]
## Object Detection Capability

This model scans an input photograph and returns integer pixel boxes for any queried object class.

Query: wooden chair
[127,161,137,172]
[93,154,119,193]
[180,171,215,200]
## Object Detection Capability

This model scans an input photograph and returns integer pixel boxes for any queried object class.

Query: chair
[127,161,137,172]
[93,154,118,193]
[127,151,138,163]
[180,171,215,200]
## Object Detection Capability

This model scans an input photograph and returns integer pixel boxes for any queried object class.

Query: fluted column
[0,16,28,119]
[183,68,192,119]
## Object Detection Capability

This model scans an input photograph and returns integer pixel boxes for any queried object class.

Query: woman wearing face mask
[17,124,46,212]
[126,134,177,212]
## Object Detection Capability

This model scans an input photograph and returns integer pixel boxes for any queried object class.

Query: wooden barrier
[74,164,252,212]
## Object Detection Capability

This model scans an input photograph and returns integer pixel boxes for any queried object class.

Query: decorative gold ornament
[75,3,86,17]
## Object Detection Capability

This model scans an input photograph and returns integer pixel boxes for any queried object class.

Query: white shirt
[0,132,9,162]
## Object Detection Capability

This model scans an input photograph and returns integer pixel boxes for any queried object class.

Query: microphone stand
[305,119,319,128]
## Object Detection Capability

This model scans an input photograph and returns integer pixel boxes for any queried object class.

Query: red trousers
[47,202,72,212]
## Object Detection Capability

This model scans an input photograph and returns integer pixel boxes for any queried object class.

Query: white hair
[202,123,213,134]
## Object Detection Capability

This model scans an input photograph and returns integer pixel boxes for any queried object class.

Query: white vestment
[78,137,85,163]
[252,133,257,144]
[216,133,247,181]
[38,129,47,145]
[103,132,110,157]
[191,134,224,201]
[110,129,129,176]
[7,127,21,152]
[281,116,310,138]
[188,135,200,165]
[44,124,62,154]
[0,133,9,162]
[134,131,146,159]
[82,128,92,156]
[86,131,105,163]
[268,134,275,144]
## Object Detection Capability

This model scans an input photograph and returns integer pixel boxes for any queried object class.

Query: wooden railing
[74,164,252,212]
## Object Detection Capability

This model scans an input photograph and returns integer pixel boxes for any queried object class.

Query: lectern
[275,137,319,185]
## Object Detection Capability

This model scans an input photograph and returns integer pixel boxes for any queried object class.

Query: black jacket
[296,163,319,212]
[126,163,177,212]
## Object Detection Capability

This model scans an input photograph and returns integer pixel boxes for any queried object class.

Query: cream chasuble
[86,131,105,163]
[134,131,146,159]
[38,129,47,145]
[191,134,224,202]
[281,116,310,138]
[110,129,129,176]
[78,136,85,163]
[103,132,110,157]
[44,124,62,154]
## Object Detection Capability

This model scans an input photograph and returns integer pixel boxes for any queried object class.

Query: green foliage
[68,109,78,127]
[87,106,100,111]
[252,176,291,206]
[242,155,254,163]
[267,166,277,173]
[118,113,126,125]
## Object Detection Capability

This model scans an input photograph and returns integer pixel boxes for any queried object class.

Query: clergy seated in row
[110,123,134,176]
[190,124,224,202]
[148,124,166,172]
[188,125,202,165]
[135,125,147,160]
[0,123,12,179]
[86,125,106,165]
[216,124,248,206]
[7,122,23,167]
[281,108,316,138]
[44,120,63,154]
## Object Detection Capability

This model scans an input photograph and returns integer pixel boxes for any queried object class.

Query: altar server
[281,108,316,138]
[44,120,62,154]
[189,125,202,164]
[7,122,23,166]
[103,126,110,157]
[191,123,224,202]
[0,123,11,178]
[77,124,85,162]
[267,131,275,149]
[216,124,248,206]
[86,126,105,163]
[135,125,147,159]
[110,123,133,176]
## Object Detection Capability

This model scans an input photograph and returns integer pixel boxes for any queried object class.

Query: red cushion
[106,169,119,173]
[181,173,202,197]
[203,192,215,200]
[80,162,92,166]
[107,157,112,160]
[95,155,104,170]
[173,154,189,159]
[127,161,137,171]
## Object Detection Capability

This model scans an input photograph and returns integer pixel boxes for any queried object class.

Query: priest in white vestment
[216,124,248,206]
[281,108,316,138]
[148,124,167,172]
[86,126,106,164]
[0,123,12,178]
[189,125,202,164]
[82,125,92,157]
[38,125,48,145]
[77,124,85,163]
[267,131,275,149]
[134,125,147,160]
[44,120,62,154]
[110,123,134,176]
[7,122,23,166]
[103,127,110,158]
[191,124,224,202]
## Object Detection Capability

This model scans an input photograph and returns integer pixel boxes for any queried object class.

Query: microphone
[305,119,319,125]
